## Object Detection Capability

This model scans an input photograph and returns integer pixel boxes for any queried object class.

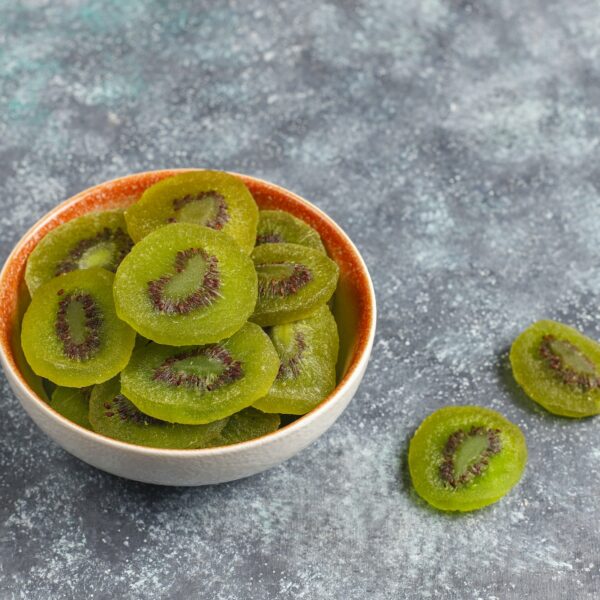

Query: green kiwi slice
[25,210,133,295]
[510,320,600,417]
[251,243,339,327]
[120,323,280,424]
[50,386,92,430]
[125,171,258,254]
[89,378,227,449]
[408,406,527,512]
[253,305,339,415]
[21,267,136,387]
[113,223,257,346]
[208,408,280,446]
[256,210,326,253]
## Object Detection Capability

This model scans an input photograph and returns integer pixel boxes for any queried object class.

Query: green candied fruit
[253,304,339,415]
[125,171,259,254]
[408,406,527,512]
[50,386,92,430]
[25,210,133,295]
[120,323,280,425]
[510,319,600,417]
[256,210,326,253]
[113,223,257,346]
[251,243,339,327]
[21,268,136,387]
[89,378,227,449]
[208,408,280,446]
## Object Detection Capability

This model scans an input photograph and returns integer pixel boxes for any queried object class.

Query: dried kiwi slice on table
[50,386,92,430]
[256,210,326,253]
[120,323,279,424]
[510,319,600,417]
[25,210,133,295]
[208,408,280,446]
[21,268,136,387]
[408,406,527,512]
[251,243,339,327]
[113,223,257,346]
[125,171,259,253]
[89,378,227,449]
[253,305,339,415]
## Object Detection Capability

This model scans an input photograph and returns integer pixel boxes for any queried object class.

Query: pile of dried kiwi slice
[19,171,341,449]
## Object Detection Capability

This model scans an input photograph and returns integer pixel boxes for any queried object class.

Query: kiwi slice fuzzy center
[539,335,600,390]
[152,346,243,391]
[256,262,313,298]
[440,427,502,489]
[170,191,229,230]
[55,290,103,361]
[147,248,221,315]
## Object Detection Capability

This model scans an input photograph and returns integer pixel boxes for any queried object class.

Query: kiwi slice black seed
[21,267,136,387]
[25,210,133,295]
[510,319,600,417]
[253,304,339,415]
[251,243,339,326]
[89,378,227,448]
[256,210,326,253]
[408,406,527,512]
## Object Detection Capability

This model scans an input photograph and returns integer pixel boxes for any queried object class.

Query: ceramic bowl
[0,170,376,485]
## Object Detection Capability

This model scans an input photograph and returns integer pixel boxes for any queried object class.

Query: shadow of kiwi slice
[120,323,279,424]
[207,408,280,447]
[125,171,258,254]
[256,210,326,253]
[253,304,339,415]
[25,210,133,295]
[114,223,257,346]
[50,386,92,430]
[510,319,600,417]
[21,267,136,387]
[408,406,527,512]
[251,243,339,327]
[89,378,227,448]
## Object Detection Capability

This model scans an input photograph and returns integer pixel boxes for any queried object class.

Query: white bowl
[0,170,376,485]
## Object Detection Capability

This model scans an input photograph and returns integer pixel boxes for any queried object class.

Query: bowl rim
[0,169,376,457]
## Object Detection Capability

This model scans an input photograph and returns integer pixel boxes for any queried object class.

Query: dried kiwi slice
[50,386,92,430]
[121,323,279,424]
[251,243,339,326]
[113,223,257,346]
[253,305,339,415]
[25,210,133,295]
[89,378,227,449]
[510,320,600,417]
[408,406,527,512]
[256,210,326,253]
[21,268,136,387]
[208,408,280,446]
[125,171,259,253]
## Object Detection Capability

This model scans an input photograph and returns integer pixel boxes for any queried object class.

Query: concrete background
[1,1,599,598]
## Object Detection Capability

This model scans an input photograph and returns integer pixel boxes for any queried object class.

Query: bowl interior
[0,170,374,431]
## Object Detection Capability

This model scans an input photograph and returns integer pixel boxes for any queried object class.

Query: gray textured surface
[1,0,599,598]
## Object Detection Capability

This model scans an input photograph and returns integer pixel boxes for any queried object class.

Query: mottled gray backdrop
[1,1,599,598]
